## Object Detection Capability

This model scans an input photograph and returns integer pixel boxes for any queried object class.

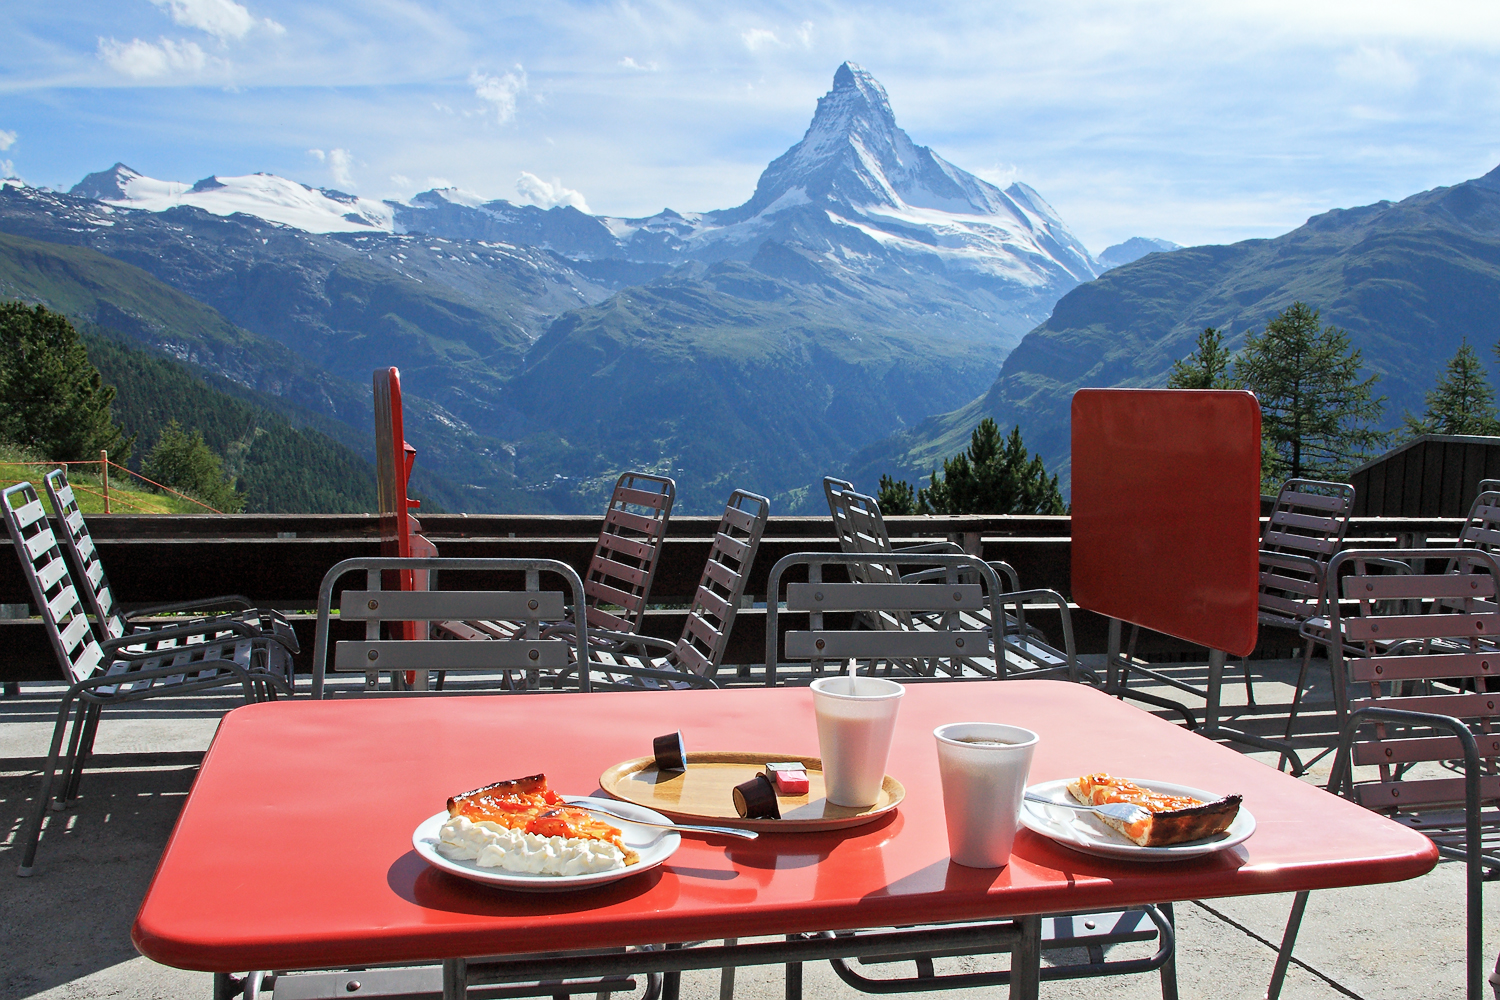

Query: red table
[133,683,1435,997]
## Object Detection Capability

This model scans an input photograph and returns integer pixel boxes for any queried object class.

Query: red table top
[1071,388,1263,657]
[132,683,1436,973]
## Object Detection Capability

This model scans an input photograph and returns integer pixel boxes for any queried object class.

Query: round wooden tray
[598,750,904,833]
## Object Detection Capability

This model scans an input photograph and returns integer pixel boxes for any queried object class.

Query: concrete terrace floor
[0,658,1493,1000]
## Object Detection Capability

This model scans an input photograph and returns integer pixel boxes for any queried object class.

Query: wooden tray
[598,751,904,833]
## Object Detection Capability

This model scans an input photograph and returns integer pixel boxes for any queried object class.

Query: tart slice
[1067,773,1241,847]
[448,773,640,864]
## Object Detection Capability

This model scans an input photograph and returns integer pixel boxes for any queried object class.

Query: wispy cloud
[470,67,526,124]
[97,36,208,78]
[308,147,353,187]
[517,172,590,212]
[620,57,657,71]
[0,129,16,151]
[149,0,257,40]
[741,28,779,52]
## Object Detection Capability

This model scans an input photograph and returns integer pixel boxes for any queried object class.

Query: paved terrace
[1,658,1490,1000]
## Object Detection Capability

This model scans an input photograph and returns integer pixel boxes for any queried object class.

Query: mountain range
[855,163,1500,493]
[0,62,1108,513]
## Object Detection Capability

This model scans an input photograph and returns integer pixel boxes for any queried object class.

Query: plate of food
[412,773,681,891]
[1021,773,1255,861]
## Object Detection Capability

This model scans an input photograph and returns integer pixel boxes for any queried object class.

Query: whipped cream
[436,814,627,875]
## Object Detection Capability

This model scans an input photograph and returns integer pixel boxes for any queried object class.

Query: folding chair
[764,551,1177,998]
[581,489,769,691]
[43,468,299,657]
[1270,547,1500,1000]
[311,557,590,698]
[4,481,296,876]
[821,478,1077,681]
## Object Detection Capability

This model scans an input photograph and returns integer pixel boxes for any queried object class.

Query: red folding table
[132,683,1435,999]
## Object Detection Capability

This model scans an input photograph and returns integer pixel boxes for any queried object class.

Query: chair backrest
[1326,547,1500,812]
[667,490,770,677]
[1458,489,1500,553]
[44,468,128,641]
[823,477,898,584]
[2,482,106,684]
[764,552,1001,684]
[582,472,675,635]
[311,556,590,697]
[1257,478,1355,628]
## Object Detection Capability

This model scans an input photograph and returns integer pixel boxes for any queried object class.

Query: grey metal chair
[311,556,590,698]
[4,481,296,876]
[1270,547,1500,1000]
[821,478,1077,681]
[581,489,769,691]
[763,551,1177,998]
[43,468,300,659]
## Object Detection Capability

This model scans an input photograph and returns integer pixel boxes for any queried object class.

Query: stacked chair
[1269,546,1500,1000]
[3,480,297,876]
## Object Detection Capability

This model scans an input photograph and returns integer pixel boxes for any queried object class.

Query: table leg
[1158,902,1179,1000]
[1011,914,1041,1000]
[443,958,467,1000]
[785,933,803,1000]
[662,943,681,1000]
[719,938,737,1000]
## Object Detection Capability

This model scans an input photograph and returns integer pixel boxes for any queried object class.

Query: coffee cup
[933,722,1038,868]
[810,676,904,807]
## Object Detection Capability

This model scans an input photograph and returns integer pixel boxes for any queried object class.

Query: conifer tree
[1167,327,1234,389]
[1404,339,1500,438]
[884,418,1064,515]
[143,420,246,513]
[0,301,131,461]
[1235,302,1387,484]
[877,474,918,515]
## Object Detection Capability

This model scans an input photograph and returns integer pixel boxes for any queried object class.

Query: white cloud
[0,130,15,152]
[1337,45,1419,90]
[796,21,814,48]
[620,57,658,71]
[0,160,14,179]
[741,28,779,51]
[517,172,591,212]
[147,0,283,41]
[97,37,208,78]
[390,173,412,188]
[470,67,527,124]
[309,148,354,187]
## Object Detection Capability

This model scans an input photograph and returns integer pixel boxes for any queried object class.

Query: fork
[1024,792,1148,825]
[570,800,759,840]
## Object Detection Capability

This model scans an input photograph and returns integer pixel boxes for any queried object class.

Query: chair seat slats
[1345,573,1497,600]
[336,638,569,671]
[787,582,985,613]
[1350,690,1500,719]
[1343,612,1500,643]
[1347,652,1500,682]
[787,629,987,659]
[1355,774,1500,810]
[588,554,650,589]
[1354,733,1500,766]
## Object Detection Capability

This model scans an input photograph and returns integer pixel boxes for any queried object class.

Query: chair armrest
[102,616,298,659]
[589,627,676,656]
[126,595,255,619]
[585,661,720,690]
[893,541,966,555]
[993,588,1077,681]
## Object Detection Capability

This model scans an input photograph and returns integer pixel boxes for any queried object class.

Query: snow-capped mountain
[1098,237,1181,269]
[71,163,394,234]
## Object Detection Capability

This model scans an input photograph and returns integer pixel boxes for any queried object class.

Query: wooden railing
[0,512,1465,682]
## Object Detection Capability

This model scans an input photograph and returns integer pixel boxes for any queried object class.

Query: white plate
[1020,778,1256,862]
[412,796,681,892]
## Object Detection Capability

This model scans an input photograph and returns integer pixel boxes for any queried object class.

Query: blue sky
[3,0,1499,253]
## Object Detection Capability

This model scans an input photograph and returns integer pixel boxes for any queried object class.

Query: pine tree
[143,420,246,513]
[1167,327,1234,389]
[1235,302,1387,485]
[0,301,131,461]
[895,418,1065,515]
[877,474,918,515]
[1404,340,1500,438]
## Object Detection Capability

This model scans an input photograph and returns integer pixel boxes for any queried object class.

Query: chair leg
[1267,890,1310,1000]
[1239,656,1257,708]
[1279,639,1317,773]
[53,699,91,809]
[1158,902,1179,1000]
[63,702,102,803]
[17,690,81,875]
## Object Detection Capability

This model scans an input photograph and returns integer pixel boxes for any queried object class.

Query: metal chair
[4,481,296,876]
[581,489,769,691]
[42,467,300,656]
[1270,547,1500,1000]
[821,478,1077,681]
[764,551,1177,998]
[311,557,590,698]
[435,471,675,657]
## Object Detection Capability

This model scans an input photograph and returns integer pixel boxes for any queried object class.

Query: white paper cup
[934,722,1039,868]
[810,676,905,807]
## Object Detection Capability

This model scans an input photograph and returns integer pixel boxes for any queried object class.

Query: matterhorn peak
[815,62,900,138]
